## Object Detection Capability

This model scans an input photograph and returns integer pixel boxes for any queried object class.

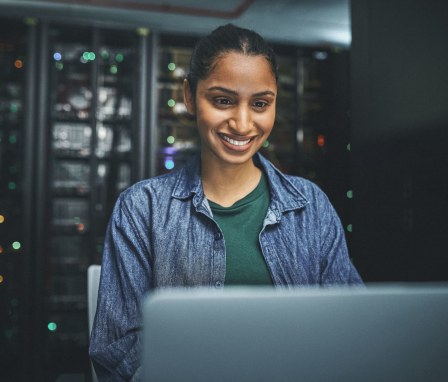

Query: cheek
[195,111,219,140]
[196,105,227,130]
[256,112,276,133]
[196,111,213,132]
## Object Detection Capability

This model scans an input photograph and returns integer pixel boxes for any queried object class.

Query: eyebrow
[206,86,276,97]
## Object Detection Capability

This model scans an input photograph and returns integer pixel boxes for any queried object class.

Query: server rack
[0,19,153,380]
[39,25,142,379]
[0,18,33,380]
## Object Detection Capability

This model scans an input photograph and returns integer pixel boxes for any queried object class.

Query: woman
[89,23,362,381]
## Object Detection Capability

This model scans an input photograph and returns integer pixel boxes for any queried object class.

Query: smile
[219,134,252,146]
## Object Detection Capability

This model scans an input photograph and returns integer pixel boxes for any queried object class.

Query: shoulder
[272,172,342,236]
[120,155,201,204]
[124,170,180,196]
[285,175,335,220]
[282,173,329,202]
[117,169,182,211]
[258,154,331,209]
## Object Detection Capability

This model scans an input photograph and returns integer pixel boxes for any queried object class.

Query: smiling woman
[89,23,362,381]
[184,51,277,205]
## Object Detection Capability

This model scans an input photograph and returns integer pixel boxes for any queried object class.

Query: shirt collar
[254,153,309,213]
[172,155,204,206]
[172,152,309,213]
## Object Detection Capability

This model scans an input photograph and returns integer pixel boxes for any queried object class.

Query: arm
[318,195,363,285]
[89,191,152,380]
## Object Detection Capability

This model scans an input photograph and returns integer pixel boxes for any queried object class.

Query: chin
[219,151,257,166]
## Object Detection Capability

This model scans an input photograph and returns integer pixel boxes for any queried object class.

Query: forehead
[202,52,277,89]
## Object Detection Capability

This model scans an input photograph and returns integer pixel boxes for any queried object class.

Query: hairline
[204,50,277,85]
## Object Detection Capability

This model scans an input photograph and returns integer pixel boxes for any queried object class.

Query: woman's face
[184,52,277,168]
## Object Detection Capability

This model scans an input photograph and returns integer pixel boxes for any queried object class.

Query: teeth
[221,134,251,146]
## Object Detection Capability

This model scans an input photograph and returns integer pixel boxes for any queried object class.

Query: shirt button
[215,281,223,288]
[215,232,222,240]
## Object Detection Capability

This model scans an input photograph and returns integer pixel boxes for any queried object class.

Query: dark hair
[186,24,278,96]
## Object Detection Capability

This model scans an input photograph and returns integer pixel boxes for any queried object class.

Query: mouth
[218,133,254,147]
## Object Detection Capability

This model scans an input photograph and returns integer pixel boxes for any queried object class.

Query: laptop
[141,284,448,382]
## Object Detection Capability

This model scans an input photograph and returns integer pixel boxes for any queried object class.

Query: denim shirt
[89,153,362,381]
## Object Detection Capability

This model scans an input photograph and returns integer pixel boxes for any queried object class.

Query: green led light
[8,182,16,190]
[47,322,57,331]
[115,53,124,63]
[24,17,38,26]
[167,62,176,71]
[346,190,353,199]
[55,62,64,70]
[110,65,118,74]
[167,99,176,108]
[12,241,21,250]
[347,143,351,152]
[9,135,17,144]
[137,27,150,36]
[10,103,19,113]
[262,140,270,148]
[82,52,96,61]
[167,136,175,144]
[347,224,353,233]
[101,50,110,59]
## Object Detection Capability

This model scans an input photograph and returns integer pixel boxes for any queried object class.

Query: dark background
[350,0,448,282]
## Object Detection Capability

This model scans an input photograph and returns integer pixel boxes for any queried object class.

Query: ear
[183,79,195,115]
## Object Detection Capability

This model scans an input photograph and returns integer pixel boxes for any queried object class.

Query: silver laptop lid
[141,285,448,382]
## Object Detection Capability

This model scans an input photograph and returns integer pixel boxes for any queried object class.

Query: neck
[201,155,262,207]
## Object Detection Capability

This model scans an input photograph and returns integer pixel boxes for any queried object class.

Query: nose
[229,105,252,135]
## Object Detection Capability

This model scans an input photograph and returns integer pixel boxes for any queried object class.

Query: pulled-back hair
[186,24,278,96]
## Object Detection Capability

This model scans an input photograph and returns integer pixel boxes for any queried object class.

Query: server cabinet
[0,18,31,380]
[38,25,142,379]
[296,48,352,240]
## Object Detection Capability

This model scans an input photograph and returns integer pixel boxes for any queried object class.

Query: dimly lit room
[0,0,447,381]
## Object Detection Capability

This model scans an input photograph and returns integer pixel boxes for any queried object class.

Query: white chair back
[87,265,101,382]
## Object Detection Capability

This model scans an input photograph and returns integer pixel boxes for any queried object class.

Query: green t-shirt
[208,173,273,286]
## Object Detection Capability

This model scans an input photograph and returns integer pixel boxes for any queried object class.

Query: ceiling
[0,0,351,47]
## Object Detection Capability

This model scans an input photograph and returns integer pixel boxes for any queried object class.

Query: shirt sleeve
[318,194,363,285]
[89,192,152,380]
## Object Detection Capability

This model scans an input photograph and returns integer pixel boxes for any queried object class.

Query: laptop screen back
[141,285,448,382]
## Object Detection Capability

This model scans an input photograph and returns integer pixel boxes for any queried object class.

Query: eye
[213,97,233,107]
[252,100,269,110]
